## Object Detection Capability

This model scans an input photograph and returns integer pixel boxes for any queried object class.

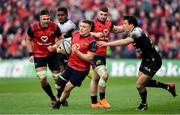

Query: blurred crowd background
[0,0,179,60]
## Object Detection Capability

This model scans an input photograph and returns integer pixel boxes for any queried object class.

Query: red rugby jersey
[27,21,62,57]
[68,32,96,71]
[92,19,113,56]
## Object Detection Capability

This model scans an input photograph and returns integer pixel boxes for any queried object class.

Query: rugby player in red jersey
[89,7,124,109]
[26,9,64,108]
[52,20,97,109]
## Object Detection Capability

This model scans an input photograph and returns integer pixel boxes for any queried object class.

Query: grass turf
[0,77,179,114]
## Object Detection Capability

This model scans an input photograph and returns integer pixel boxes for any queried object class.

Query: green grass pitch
[0,77,180,114]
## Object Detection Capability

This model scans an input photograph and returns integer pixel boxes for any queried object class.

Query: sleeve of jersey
[27,26,34,38]
[88,41,97,52]
[110,22,114,32]
[55,25,62,37]
[130,30,139,41]
[64,28,76,38]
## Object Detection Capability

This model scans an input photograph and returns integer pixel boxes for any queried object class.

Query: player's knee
[95,65,107,79]
[37,70,47,79]
[98,77,106,87]
[37,70,47,85]
[136,82,144,90]
[64,82,74,92]
[52,72,61,80]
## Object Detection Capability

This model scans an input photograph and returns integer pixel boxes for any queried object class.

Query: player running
[52,20,97,109]
[26,9,64,108]
[97,15,177,111]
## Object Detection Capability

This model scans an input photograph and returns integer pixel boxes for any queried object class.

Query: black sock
[91,96,98,104]
[147,80,168,90]
[99,92,105,100]
[57,87,64,98]
[139,89,147,104]
[42,83,56,101]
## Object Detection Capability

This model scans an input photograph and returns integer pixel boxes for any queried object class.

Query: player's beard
[41,22,49,28]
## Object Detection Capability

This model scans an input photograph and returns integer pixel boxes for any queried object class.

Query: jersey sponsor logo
[41,36,48,42]
[37,42,52,46]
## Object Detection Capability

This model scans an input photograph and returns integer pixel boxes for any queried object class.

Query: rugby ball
[60,37,72,55]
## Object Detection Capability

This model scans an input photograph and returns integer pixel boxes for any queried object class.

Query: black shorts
[61,66,89,87]
[34,53,60,71]
[139,53,162,77]
[92,56,106,69]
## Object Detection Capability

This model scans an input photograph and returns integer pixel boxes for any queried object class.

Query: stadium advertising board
[0,59,180,78]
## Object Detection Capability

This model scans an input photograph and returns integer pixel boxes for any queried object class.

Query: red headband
[40,15,50,18]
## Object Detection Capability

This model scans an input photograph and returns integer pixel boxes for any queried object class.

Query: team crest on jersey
[82,43,87,46]
[49,31,55,37]
[41,36,48,42]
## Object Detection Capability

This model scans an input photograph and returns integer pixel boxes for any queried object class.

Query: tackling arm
[107,37,134,46]
[112,25,124,33]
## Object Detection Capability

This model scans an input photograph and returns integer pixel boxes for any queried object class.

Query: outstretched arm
[112,25,124,33]
[97,37,134,47]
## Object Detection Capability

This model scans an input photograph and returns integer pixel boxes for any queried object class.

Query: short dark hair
[81,20,93,29]
[123,16,138,27]
[40,9,50,16]
[57,7,68,14]
[99,6,108,12]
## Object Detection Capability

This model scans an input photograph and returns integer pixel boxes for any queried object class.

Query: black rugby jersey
[129,27,157,58]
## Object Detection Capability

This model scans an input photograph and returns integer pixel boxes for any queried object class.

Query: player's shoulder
[131,27,143,35]
[68,20,76,28]
[72,30,79,36]
[88,35,96,42]
[31,22,39,27]
[50,21,58,27]
[30,22,40,31]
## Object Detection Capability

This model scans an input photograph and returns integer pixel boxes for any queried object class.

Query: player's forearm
[113,26,124,33]
[54,35,64,48]
[107,40,124,46]
[75,50,93,62]
[26,37,33,52]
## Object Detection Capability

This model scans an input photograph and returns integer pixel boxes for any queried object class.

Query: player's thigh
[139,56,162,77]
[47,53,61,71]
[69,68,89,87]
[93,56,106,68]
[92,69,99,81]
[34,57,47,69]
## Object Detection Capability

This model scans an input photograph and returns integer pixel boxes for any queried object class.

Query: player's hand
[57,48,66,55]
[72,44,79,53]
[91,32,104,38]
[94,32,104,38]
[28,55,34,63]
[47,45,56,52]
[97,41,108,47]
